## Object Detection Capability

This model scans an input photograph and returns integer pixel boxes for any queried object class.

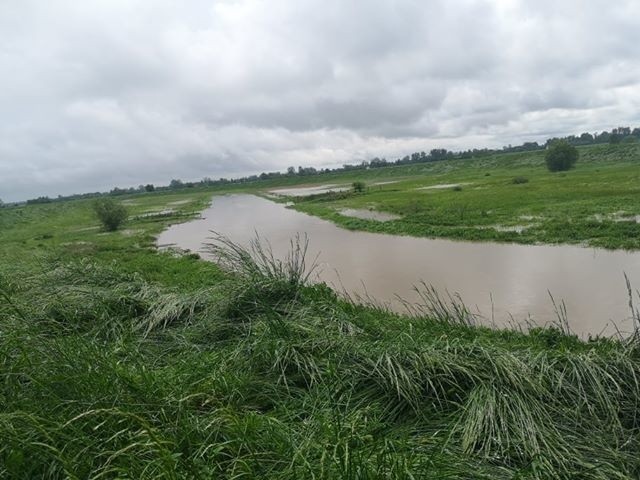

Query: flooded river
[157,194,640,337]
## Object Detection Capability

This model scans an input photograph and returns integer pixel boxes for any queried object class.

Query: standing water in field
[157,194,640,337]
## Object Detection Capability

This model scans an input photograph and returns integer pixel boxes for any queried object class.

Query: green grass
[262,143,640,249]
[2,187,640,478]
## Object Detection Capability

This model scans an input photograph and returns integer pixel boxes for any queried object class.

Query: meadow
[1,144,640,478]
[267,143,640,249]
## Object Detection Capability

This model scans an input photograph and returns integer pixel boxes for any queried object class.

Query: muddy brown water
[157,194,640,337]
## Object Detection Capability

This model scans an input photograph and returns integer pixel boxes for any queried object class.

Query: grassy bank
[264,143,640,249]
[1,191,640,478]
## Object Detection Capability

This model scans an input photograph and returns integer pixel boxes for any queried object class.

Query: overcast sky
[1,0,639,201]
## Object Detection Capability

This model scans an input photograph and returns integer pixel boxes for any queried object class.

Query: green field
[2,145,640,478]
[264,143,640,249]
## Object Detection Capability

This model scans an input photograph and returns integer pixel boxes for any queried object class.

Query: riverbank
[265,143,640,250]
[157,193,640,336]
[2,192,640,478]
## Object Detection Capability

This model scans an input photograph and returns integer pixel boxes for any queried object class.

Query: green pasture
[269,143,640,249]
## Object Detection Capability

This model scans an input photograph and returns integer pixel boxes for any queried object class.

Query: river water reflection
[157,194,640,337]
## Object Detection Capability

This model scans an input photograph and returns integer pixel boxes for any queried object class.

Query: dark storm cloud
[1,0,639,201]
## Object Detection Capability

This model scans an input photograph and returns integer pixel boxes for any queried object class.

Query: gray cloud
[1,0,639,201]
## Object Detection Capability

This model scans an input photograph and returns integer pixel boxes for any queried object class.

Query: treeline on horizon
[17,125,640,206]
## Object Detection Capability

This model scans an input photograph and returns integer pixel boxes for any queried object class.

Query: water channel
[157,194,640,337]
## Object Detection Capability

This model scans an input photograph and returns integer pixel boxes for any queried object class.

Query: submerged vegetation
[2,191,640,479]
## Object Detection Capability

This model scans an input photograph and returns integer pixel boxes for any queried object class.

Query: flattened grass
[2,183,640,478]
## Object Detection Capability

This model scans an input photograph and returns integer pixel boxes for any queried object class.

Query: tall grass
[2,236,640,478]
[205,233,318,320]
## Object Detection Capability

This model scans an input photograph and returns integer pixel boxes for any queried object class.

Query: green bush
[93,198,128,231]
[512,176,529,184]
[545,140,579,172]
[352,181,366,193]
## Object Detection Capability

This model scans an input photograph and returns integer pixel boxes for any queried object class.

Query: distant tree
[545,140,579,172]
[93,198,128,231]
[110,187,127,196]
[352,181,366,193]
[523,142,540,150]
[579,132,594,144]
[595,131,611,143]
[145,184,155,192]
[287,166,296,175]
[370,157,388,168]
[169,179,183,189]
[430,149,449,161]
[27,196,52,204]
[613,127,631,136]
[609,133,621,144]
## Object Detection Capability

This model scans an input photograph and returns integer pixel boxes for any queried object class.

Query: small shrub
[545,140,578,172]
[93,198,128,231]
[512,176,529,184]
[352,181,366,193]
[452,185,463,192]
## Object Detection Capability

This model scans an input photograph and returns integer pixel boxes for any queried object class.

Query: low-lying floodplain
[276,143,640,250]
[157,193,640,336]
[2,143,640,479]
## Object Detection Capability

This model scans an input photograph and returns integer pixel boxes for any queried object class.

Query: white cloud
[0,0,639,201]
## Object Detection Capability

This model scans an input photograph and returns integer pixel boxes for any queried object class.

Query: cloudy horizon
[1,0,639,202]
